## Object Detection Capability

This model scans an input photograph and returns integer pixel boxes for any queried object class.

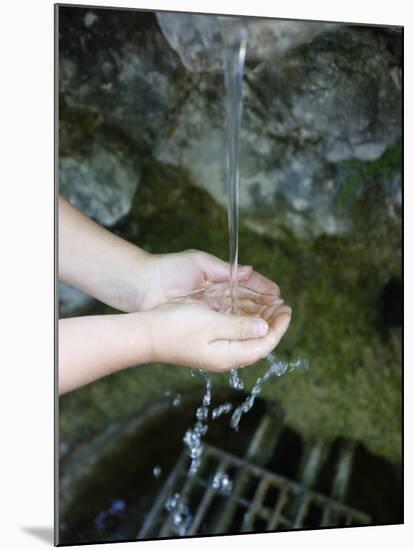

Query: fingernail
[254,319,269,337]
[239,264,252,271]
[270,298,284,305]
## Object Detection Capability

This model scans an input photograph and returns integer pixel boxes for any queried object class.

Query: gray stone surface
[157,13,335,72]
[155,23,402,237]
[59,136,140,227]
[59,9,184,151]
[59,8,402,240]
[59,282,93,317]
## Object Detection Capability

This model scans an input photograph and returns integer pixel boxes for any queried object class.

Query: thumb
[213,313,269,341]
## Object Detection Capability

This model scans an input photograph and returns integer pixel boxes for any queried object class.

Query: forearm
[59,196,150,311]
[58,313,152,394]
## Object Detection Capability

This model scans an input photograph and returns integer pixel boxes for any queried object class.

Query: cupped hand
[136,249,280,312]
[146,288,292,372]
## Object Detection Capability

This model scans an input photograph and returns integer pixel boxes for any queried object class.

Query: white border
[1,1,410,549]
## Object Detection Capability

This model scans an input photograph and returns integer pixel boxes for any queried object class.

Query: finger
[210,338,270,370]
[265,305,292,348]
[260,302,288,322]
[236,300,268,317]
[194,252,252,282]
[189,283,233,311]
[198,283,271,313]
[241,270,280,296]
[210,305,292,370]
[202,282,283,307]
[190,281,284,315]
[236,285,284,306]
[211,312,269,342]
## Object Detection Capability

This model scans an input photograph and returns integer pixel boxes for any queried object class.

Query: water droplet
[212,472,233,495]
[172,395,181,407]
[153,465,162,478]
[165,492,180,512]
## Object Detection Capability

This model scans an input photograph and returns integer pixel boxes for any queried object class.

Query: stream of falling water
[224,22,247,315]
[223,20,248,392]
[169,20,308,527]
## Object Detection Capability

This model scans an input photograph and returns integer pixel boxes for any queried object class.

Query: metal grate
[138,435,371,539]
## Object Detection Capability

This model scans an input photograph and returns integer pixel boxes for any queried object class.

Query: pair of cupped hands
[128,249,292,372]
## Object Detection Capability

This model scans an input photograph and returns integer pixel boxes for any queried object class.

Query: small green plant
[338,138,402,204]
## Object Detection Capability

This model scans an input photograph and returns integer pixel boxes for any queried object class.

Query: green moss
[338,138,402,203]
[59,98,146,162]
[60,156,401,462]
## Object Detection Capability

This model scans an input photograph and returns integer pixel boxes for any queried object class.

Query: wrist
[121,247,153,312]
[103,246,153,313]
[119,311,154,366]
[139,306,175,365]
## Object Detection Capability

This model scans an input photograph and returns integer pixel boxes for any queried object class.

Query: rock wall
[59,7,402,239]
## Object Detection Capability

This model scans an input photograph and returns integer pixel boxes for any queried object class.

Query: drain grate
[138,441,371,538]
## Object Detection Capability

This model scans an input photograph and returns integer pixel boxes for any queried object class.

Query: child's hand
[59,198,281,315]
[135,249,280,312]
[59,295,291,393]
[145,297,292,372]
[59,198,293,393]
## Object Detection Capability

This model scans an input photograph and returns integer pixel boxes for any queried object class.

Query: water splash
[182,355,307,479]
[172,503,192,536]
[211,402,233,419]
[164,390,182,407]
[229,368,244,390]
[230,353,309,430]
[165,492,192,536]
[182,370,212,476]
[94,499,126,532]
